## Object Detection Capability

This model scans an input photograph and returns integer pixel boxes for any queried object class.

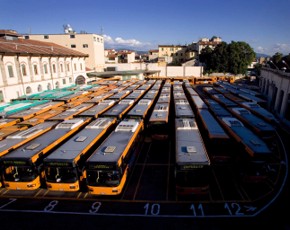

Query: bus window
[86,169,121,187]
[45,167,78,183]
[3,165,37,182]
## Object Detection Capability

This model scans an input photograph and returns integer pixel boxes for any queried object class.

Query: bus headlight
[27,184,36,188]
[69,185,76,189]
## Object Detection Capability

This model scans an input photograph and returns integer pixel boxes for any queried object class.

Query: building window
[83,44,88,48]
[26,86,32,94]
[47,83,52,90]
[44,35,49,39]
[44,64,48,74]
[70,34,75,39]
[66,64,70,72]
[80,63,83,71]
[7,65,14,78]
[33,64,38,75]
[60,64,63,72]
[62,79,66,84]
[52,64,56,73]
[55,81,59,89]
[24,35,29,39]
[71,44,76,48]
[37,84,42,92]
[69,77,72,83]
[74,63,77,71]
[0,90,3,102]
[21,64,27,76]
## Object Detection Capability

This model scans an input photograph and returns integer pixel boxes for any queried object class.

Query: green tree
[272,52,283,64]
[200,41,255,75]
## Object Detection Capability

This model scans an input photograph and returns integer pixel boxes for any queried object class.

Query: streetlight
[269,60,279,70]
[282,60,290,70]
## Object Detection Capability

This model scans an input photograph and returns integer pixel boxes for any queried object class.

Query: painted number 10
[144,203,160,215]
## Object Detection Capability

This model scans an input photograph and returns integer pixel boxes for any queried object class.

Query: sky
[1,0,290,55]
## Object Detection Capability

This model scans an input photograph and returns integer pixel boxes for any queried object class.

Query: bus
[228,107,276,138]
[174,99,195,118]
[148,102,170,140]
[77,100,116,118]
[43,118,116,192]
[0,125,28,141]
[175,118,210,195]
[196,108,232,163]
[240,102,278,124]
[0,118,19,129]
[0,121,58,157]
[0,118,90,190]
[219,117,273,183]
[101,99,135,120]
[126,99,153,121]
[193,77,215,85]
[48,104,93,121]
[84,119,143,195]
[7,101,64,121]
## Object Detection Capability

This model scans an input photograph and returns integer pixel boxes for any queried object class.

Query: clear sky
[1,0,290,55]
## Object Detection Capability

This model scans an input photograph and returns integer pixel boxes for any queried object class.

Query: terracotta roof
[0,37,88,57]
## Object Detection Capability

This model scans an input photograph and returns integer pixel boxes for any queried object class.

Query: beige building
[26,29,104,71]
[0,30,88,102]
[148,49,159,62]
[105,49,136,64]
[197,37,222,54]
[158,45,187,64]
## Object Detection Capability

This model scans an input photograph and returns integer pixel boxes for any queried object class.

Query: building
[26,25,104,71]
[104,49,136,64]
[158,45,187,64]
[0,29,88,102]
[197,37,222,54]
[259,67,290,126]
[148,49,159,62]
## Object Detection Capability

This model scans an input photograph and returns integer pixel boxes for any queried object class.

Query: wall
[105,63,202,77]
[260,67,290,125]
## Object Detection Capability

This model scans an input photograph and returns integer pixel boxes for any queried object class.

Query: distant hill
[256,53,270,58]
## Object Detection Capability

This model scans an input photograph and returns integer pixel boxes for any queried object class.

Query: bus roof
[149,103,169,123]
[44,118,116,163]
[87,119,141,163]
[230,107,275,133]
[174,99,195,118]
[221,117,272,156]
[175,118,210,165]
[127,99,153,119]
[0,119,87,161]
[197,108,229,139]
[0,121,59,157]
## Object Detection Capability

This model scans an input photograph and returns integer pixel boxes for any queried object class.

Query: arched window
[26,86,32,94]
[55,81,60,89]
[38,84,42,92]
[47,83,52,90]
[21,64,27,76]
[75,75,86,85]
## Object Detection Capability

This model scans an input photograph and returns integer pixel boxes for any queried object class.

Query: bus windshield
[86,169,121,187]
[45,167,78,183]
[3,165,37,182]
